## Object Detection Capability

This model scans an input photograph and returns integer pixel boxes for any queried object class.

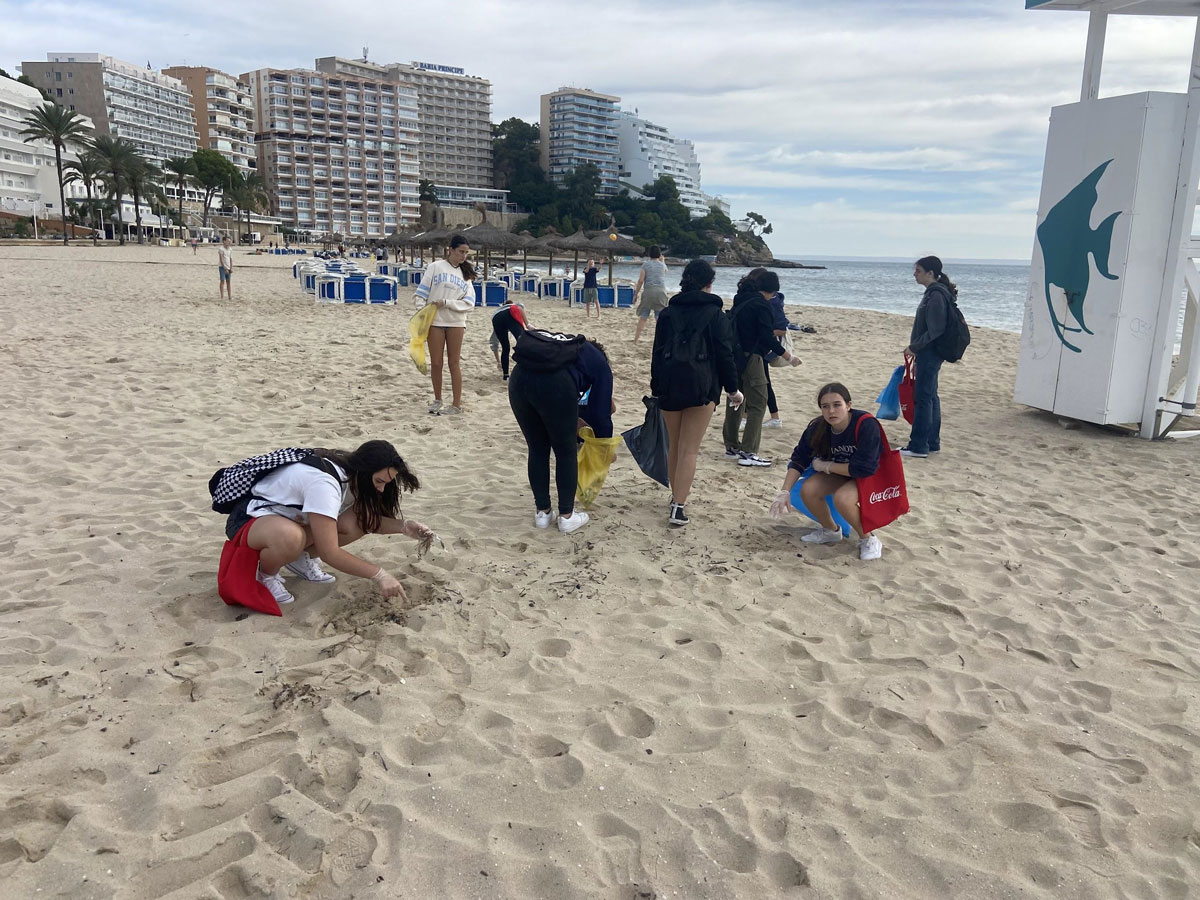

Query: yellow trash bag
[576,426,623,508]
[409,303,437,374]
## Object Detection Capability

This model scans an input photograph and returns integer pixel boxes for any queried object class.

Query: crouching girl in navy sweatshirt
[769,383,886,561]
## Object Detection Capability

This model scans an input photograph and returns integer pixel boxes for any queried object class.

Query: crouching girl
[769,383,887,561]
[225,440,434,604]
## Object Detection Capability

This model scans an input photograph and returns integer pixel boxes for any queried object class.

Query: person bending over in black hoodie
[721,268,801,467]
[650,259,741,527]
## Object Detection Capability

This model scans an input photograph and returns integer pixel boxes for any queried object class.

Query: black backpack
[659,309,718,409]
[936,294,971,362]
[514,329,585,372]
[208,448,338,513]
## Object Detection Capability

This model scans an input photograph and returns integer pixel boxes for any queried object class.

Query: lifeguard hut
[1015,1,1200,438]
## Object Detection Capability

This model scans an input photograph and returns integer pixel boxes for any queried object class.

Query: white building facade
[540,87,622,195]
[617,111,708,217]
[0,76,91,217]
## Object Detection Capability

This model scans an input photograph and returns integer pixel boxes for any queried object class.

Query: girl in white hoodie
[416,234,476,415]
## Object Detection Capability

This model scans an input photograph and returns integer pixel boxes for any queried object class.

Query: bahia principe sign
[414,62,465,75]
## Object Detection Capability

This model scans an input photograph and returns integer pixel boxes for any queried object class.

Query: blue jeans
[909,350,943,453]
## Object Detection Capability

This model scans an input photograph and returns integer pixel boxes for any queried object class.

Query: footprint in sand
[1052,795,1107,849]
[190,731,298,788]
[606,704,655,739]
[587,813,647,887]
[0,799,77,863]
[1053,742,1147,785]
[524,734,584,791]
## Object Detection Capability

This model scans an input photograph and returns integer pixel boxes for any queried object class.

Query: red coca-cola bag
[217,520,282,617]
[856,414,909,534]
[898,354,916,425]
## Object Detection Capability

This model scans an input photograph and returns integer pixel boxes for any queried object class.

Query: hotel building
[539,87,621,195]
[162,66,255,175]
[616,111,708,217]
[0,75,91,217]
[21,53,197,165]
[244,58,421,237]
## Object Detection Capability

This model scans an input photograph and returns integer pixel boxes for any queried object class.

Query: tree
[87,135,137,244]
[19,102,90,244]
[162,156,196,231]
[418,179,438,205]
[744,211,772,236]
[228,172,268,241]
[492,118,542,190]
[125,154,161,244]
[63,152,104,244]
[191,147,240,228]
[12,73,53,102]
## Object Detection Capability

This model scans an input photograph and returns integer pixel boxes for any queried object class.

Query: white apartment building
[383,62,493,189]
[617,111,708,218]
[540,87,622,195]
[245,60,421,237]
[22,54,197,166]
[0,76,91,217]
[163,66,255,174]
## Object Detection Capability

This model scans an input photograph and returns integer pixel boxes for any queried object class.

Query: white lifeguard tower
[1015,1,1200,438]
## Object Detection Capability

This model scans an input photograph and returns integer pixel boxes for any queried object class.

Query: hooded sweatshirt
[650,289,739,410]
[909,282,954,354]
[729,285,788,370]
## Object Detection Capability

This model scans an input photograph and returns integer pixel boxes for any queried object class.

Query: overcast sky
[4,1,1195,259]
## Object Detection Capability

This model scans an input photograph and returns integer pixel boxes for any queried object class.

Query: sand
[1,243,1198,900]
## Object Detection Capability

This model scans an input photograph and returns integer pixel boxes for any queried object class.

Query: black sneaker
[668,502,689,526]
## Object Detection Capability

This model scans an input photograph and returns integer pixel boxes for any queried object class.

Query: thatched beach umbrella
[587,229,646,285]
[528,227,561,277]
[462,217,528,277]
[552,228,594,280]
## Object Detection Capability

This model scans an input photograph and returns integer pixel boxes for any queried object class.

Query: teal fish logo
[1036,159,1121,353]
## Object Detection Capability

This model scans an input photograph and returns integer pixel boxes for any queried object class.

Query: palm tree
[125,154,162,245]
[239,172,267,242]
[162,156,196,235]
[88,135,136,244]
[19,102,90,245]
[63,152,104,245]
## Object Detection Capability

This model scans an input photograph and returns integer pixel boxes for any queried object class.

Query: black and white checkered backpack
[208,447,335,513]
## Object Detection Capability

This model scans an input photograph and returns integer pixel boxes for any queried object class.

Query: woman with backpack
[222,440,434,606]
[650,259,741,527]
[721,268,802,467]
[508,330,615,534]
[903,255,959,459]
[768,383,886,561]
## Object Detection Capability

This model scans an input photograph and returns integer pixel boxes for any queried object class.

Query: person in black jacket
[650,259,742,526]
[721,268,802,467]
[903,255,955,458]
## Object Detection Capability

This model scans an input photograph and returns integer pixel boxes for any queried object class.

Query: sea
[526,257,1031,333]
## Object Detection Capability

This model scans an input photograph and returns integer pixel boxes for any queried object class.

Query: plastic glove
[728,390,745,410]
[812,458,831,474]
[370,567,407,601]
[789,354,803,367]
[769,490,792,519]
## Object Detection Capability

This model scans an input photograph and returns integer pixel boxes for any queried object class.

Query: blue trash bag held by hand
[875,364,904,421]
[789,468,852,536]
[622,396,670,487]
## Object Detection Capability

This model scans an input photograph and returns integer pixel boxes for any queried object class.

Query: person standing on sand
[902,255,956,459]
[416,234,476,416]
[582,257,601,319]
[217,237,234,299]
[633,246,668,343]
[191,237,198,255]
[650,259,742,527]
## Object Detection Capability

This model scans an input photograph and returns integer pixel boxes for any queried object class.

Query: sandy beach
[1,243,1199,899]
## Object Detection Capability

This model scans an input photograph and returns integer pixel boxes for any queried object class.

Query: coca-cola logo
[869,486,901,504]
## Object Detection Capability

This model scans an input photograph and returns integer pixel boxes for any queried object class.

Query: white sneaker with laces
[428,399,443,415]
[557,510,590,534]
[764,418,783,429]
[441,405,463,416]
[257,570,295,604]
[534,509,555,529]
[858,534,883,560]
[801,527,844,544]
[737,452,773,467]
[284,552,336,583]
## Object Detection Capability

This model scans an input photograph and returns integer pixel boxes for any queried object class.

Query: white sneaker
[764,418,783,429]
[441,405,463,416]
[737,452,772,467]
[534,509,555,529]
[801,527,843,545]
[724,447,741,460]
[557,510,590,534]
[284,552,336,583]
[256,570,295,604]
[858,534,883,560]
[428,399,443,415]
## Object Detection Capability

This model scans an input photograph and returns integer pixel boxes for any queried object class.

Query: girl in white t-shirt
[232,440,435,605]
[415,234,476,416]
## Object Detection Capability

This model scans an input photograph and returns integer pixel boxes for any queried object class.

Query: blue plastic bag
[875,364,904,421]
[789,468,852,536]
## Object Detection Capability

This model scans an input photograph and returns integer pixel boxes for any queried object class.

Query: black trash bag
[622,396,670,488]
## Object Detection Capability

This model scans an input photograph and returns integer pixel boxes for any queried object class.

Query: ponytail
[916,255,958,297]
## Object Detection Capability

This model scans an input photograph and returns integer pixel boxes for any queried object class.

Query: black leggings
[492,308,525,377]
[766,362,778,416]
[508,366,579,515]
